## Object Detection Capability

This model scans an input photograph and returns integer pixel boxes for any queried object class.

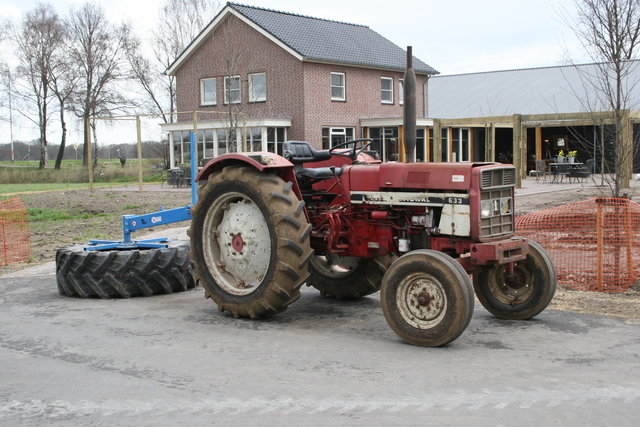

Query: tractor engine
[304,160,522,269]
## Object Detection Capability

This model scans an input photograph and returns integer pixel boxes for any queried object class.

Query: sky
[0,0,587,147]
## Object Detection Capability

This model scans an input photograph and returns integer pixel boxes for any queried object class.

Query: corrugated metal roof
[229,3,438,74]
[429,62,640,119]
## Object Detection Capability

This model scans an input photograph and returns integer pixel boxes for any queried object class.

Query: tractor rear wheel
[472,239,556,320]
[188,166,313,318]
[380,250,474,347]
[55,241,196,298]
[308,254,384,299]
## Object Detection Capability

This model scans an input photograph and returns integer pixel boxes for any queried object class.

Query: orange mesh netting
[516,198,640,292]
[0,197,30,266]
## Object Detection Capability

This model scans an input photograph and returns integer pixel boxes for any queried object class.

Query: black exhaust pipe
[403,46,417,163]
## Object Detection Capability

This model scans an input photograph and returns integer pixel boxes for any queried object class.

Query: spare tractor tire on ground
[55,241,196,298]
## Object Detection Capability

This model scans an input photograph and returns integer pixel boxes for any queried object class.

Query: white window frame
[381,77,393,104]
[224,75,241,104]
[331,72,345,101]
[399,79,404,105]
[200,78,216,106]
[249,73,266,103]
[452,128,471,162]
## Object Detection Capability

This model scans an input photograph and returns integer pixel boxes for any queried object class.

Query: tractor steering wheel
[328,138,374,162]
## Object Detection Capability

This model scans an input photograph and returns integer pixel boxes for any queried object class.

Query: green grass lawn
[0,182,144,196]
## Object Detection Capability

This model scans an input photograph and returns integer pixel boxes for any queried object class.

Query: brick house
[161,2,438,167]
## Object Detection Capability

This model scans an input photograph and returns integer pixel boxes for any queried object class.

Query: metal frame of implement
[86,132,197,251]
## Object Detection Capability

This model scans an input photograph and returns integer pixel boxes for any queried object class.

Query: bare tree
[125,0,219,124]
[12,4,65,169]
[66,2,132,166]
[222,14,243,154]
[561,0,640,197]
[50,49,78,170]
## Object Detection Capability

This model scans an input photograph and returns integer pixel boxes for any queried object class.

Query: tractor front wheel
[308,254,384,299]
[472,239,557,320]
[380,250,474,347]
[188,166,313,318]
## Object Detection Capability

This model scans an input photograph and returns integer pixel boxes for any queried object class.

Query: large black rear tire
[308,254,384,299]
[56,242,196,298]
[188,166,313,318]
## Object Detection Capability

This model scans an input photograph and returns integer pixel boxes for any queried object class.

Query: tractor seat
[296,166,343,181]
[283,141,332,164]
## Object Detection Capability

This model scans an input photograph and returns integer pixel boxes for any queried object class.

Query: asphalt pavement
[1,272,640,426]
[2,175,640,425]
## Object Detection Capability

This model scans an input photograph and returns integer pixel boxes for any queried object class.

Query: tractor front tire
[380,250,474,347]
[55,242,196,298]
[472,239,557,320]
[308,254,384,299]
[188,166,313,318]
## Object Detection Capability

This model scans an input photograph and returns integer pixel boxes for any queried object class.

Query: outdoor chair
[552,163,571,183]
[535,159,552,182]
[584,159,596,174]
[161,170,173,188]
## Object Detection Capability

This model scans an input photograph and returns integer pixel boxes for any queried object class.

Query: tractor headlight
[500,197,512,215]
[481,200,494,218]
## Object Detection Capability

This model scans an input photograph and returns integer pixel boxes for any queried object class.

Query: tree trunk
[54,106,67,170]
[82,113,90,167]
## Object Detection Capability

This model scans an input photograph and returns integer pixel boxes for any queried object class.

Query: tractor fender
[196,152,302,200]
[197,152,294,181]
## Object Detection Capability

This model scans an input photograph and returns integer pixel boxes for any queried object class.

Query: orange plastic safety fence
[0,197,30,266]
[516,198,640,292]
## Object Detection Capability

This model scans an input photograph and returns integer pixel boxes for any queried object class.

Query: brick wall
[302,64,428,147]
[175,13,430,150]
[175,15,305,137]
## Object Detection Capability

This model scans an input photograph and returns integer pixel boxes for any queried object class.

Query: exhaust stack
[403,46,417,163]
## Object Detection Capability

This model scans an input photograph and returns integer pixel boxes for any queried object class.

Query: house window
[442,128,450,162]
[249,73,266,102]
[201,78,216,106]
[399,79,404,105]
[267,127,287,156]
[247,127,262,151]
[331,72,345,101]
[322,127,354,149]
[416,128,425,162]
[451,128,470,162]
[367,127,398,161]
[197,129,215,163]
[381,77,393,104]
[224,76,241,104]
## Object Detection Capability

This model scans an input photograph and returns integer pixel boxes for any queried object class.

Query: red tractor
[188,139,556,347]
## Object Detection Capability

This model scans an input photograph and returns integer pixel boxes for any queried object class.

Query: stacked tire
[56,242,196,298]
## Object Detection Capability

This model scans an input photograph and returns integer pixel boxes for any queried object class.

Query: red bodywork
[199,150,528,272]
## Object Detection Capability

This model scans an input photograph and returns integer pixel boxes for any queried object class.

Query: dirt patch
[2,181,639,320]
[1,185,192,274]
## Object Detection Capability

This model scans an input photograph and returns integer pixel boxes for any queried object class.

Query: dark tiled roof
[229,3,438,75]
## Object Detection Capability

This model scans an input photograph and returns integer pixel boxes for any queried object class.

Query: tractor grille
[480,188,515,238]
[481,168,515,189]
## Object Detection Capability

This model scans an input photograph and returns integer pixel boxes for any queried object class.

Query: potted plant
[557,150,566,163]
[567,150,578,163]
